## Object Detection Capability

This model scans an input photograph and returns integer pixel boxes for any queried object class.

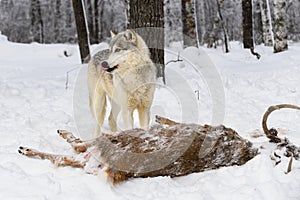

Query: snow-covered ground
[0,33,300,199]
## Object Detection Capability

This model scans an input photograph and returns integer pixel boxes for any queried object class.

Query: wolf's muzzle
[101,61,118,73]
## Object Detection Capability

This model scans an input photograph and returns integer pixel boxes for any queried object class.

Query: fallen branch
[165,52,183,65]
[250,47,261,59]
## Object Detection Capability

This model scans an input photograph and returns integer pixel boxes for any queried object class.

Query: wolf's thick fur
[88,30,156,136]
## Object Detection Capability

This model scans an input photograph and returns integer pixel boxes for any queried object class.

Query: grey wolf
[88,29,156,136]
[18,115,258,184]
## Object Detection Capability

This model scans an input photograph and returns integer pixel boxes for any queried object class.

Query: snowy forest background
[0,0,299,46]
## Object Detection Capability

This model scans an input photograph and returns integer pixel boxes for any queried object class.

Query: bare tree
[242,0,261,59]
[72,0,90,63]
[181,0,197,47]
[30,0,44,43]
[273,0,288,53]
[216,0,229,53]
[54,0,62,43]
[94,0,100,43]
[127,0,165,83]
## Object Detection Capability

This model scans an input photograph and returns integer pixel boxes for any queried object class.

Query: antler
[262,104,300,143]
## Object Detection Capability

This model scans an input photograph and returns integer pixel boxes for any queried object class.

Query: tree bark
[86,0,95,44]
[216,0,229,53]
[72,0,90,63]
[30,0,44,43]
[127,0,165,83]
[181,0,198,48]
[273,0,288,53]
[242,0,261,59]
[242,0,253,49]
[259,0,273,46]
[54,0,62,43]
[94,0,99,43]
[207,17,219,48]
[195,0,205,45]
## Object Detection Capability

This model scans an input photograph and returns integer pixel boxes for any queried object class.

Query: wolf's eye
[114,48,121,53]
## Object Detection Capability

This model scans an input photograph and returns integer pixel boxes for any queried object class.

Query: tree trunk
[30,0,44,43]
[54,0,62,43]
[273,0,288,53]
[195,0,205,45]
[72,0,90,63]
[207,17,219,48]
[86,0,96,44]
[242,0,253,49]
[243,0,261,59]
[216,0,229,53]
[127,0,165,83]
[259,0,273,46]
[181,0,198,48]
[94,0,99,43]
[253,0,264,45]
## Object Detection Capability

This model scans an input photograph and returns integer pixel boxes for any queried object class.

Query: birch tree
[273,0,288,53]
[195,0,205,45]
[181,0,197,47]
[259,0,273,46]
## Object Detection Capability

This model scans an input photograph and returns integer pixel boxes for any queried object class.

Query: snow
[0,35,300,199]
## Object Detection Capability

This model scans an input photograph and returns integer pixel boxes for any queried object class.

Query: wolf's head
[101,29,151,73]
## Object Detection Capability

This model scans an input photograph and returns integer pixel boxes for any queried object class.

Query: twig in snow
[250,47,261,59]
[165,52,183,65]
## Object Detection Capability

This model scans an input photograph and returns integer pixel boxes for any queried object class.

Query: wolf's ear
[110,30,118,38]
[124,29,137,43]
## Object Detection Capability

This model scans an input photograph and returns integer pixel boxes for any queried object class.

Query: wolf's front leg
[18,146,86,168]
[138,106,151,130]
[121,108,134,130]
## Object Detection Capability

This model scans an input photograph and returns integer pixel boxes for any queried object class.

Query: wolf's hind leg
[108,100,120,132]
[18,146,86,168]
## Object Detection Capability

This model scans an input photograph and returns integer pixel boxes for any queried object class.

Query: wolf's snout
[101,61,118,73]
[101,61,109,69]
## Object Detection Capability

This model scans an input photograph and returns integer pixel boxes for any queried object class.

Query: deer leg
[18,146,86,168]
[57,130,91,153]
[155,115,179,126]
